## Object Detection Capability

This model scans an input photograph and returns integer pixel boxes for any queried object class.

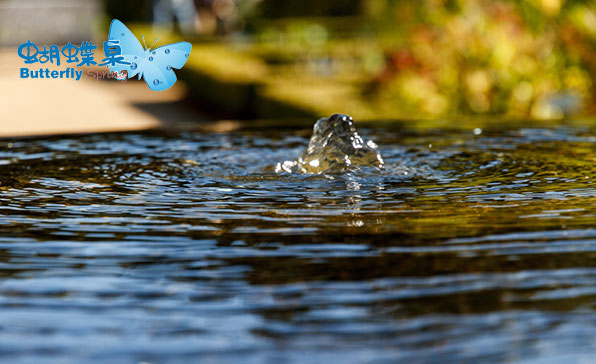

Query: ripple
[1,126,596,362]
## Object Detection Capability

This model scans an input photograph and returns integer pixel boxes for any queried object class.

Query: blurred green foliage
[362,0,596,119]
[257,0,361,18]
[104,0,152,23]
[105,0,596,119]
[244,0,596,119]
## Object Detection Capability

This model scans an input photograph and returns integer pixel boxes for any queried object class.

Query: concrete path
[0,48,207,138]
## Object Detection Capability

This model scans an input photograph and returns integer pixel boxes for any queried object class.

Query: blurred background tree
[102,0,596,120]
[363,0,596,119]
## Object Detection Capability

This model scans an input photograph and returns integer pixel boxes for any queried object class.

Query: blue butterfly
[107,19,192,91]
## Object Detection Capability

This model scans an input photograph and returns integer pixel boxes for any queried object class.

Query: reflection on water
[2,123,596,363]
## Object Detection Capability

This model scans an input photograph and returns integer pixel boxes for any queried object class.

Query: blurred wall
[0,0,100,46]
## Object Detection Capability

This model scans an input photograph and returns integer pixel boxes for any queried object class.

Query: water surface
[1,121,596,363]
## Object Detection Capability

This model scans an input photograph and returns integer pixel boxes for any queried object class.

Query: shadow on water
[2,121,596,362]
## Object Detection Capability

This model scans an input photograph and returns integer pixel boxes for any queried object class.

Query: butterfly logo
[107,19,192,91]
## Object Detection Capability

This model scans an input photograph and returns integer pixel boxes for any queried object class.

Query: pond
[1,119,596,363]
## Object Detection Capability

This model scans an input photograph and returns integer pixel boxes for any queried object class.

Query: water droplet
[121,33,125,36]
[148,57,153,61]
[165,49,170,54]
[185,54,189,58]
[153,79,159,85]
[134,56,137,59]
[166,66,172,71]
[130,63,137,70]
[152,51,156,55]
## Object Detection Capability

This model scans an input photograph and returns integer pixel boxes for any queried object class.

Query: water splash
[276,114,385,174]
